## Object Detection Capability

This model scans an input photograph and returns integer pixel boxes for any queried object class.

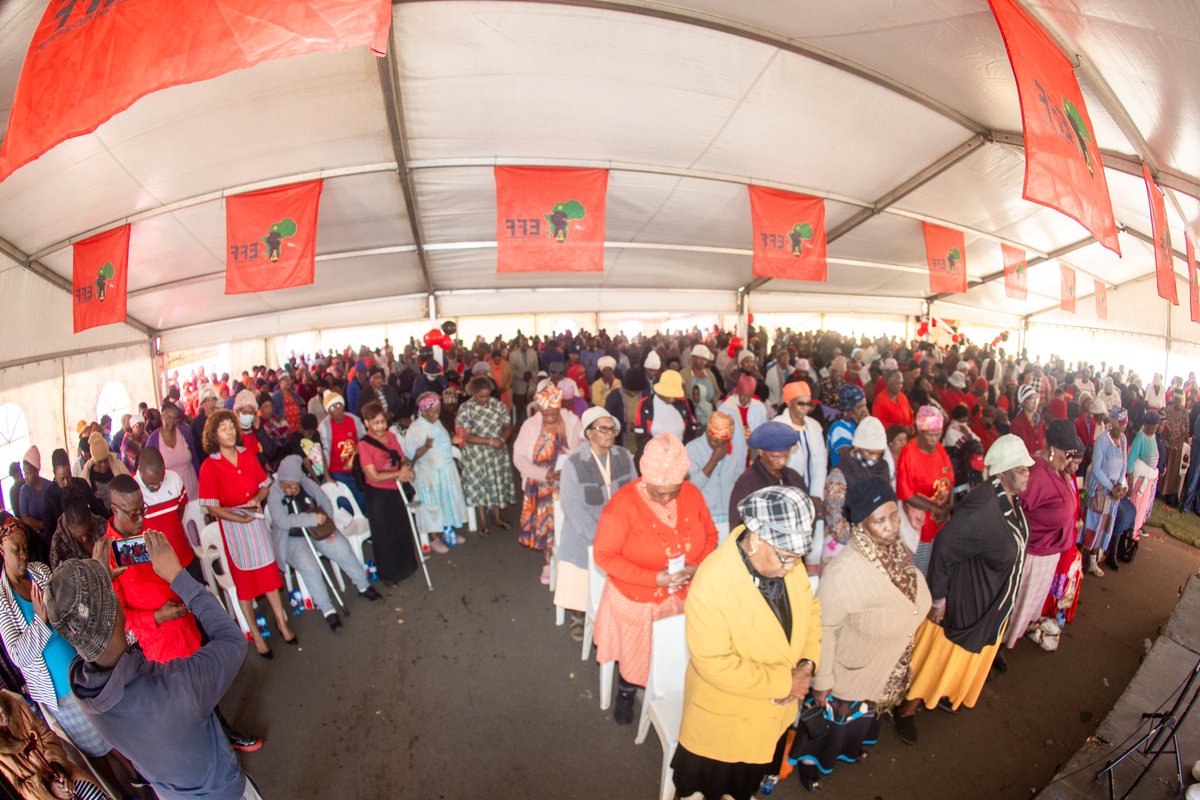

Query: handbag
[1087,490,1107,514]
[310,516,337,541]
[798,698,830,740]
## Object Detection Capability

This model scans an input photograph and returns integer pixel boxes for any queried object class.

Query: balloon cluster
[990,330,1011,348]
[726,336,743,359]
[424,322,455,351]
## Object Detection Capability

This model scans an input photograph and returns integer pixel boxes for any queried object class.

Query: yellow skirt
[906,619,1004,711]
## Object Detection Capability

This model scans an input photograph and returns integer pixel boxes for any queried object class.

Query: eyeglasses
[591,426,619,435]
[768,542,802,568]
[113,502,149,520]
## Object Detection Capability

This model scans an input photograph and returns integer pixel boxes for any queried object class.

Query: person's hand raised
[144,529,183,585]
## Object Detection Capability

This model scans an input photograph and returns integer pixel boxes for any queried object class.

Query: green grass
[1147,500,1200,548]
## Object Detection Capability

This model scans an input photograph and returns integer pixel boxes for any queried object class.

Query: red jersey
[328,416,358,473]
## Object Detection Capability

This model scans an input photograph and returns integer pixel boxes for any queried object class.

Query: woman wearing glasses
[555,407,636,641]
[1003,420,1082,652]
[674,485,821,800]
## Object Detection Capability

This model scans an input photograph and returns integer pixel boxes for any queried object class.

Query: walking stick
[287,497,349,613]
[398,480,434,591]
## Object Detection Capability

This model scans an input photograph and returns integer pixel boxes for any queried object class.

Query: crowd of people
[0,320,1197,799]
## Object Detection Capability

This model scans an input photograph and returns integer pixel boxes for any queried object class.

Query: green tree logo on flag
[1069,280,1076,297]
[788,223,814,256]
[95,261,115,301]
[1063,99,1095,177]
[545,200,586,243]
[947,248,962,272]
[263,218,298,262]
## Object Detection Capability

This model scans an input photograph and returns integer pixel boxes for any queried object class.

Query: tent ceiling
[0,0,1197,349]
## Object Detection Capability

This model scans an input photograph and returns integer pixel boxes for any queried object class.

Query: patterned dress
[519,429,566,551]
[456,398,516,508]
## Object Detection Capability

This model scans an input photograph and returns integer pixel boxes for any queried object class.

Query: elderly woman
[555,407,636,640]
[198,409,296,658]
[790,478,929,790]
[594,432,718,725]
[1081,405,1129,577]
[357,401,421,585]
[0,687,112,800]
[895,435,1032,742]
[673,485,820,800]
[896,407,954,574]
[1158,397,1188,502]
[1004,420,1081,653]
[403,393,469,553]
[827,385,868,468]
[717,373,769,468]
[514,386,583,585]
[456,376,516,536]
[145,402,199,499]
[1126,409,1160,540]
[119,413,147,472]
[822,417,891,564]
[558,379,588,420]
[590,356,622,411]
[1009,384,1046,458]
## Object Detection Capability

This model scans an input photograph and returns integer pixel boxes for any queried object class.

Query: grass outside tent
[1147,500,1200,548]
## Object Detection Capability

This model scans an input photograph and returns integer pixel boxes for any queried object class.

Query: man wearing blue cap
[727,421,809,531]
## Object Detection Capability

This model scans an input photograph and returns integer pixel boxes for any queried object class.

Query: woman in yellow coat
[674,485,822,800]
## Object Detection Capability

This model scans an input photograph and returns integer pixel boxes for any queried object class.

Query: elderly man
[266,455,382,632]
[48,531,265,798]
[727,421,808,530]
[685,412,744,544]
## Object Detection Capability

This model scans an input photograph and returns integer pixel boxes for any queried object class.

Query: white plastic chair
[182,501,221,599]
[634,614,689,800]
[588,547,617,710]
[320,481,373,572]
[551,495,564,626]
[198,521,252,637]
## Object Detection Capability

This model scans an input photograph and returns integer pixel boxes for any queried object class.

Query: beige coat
[679,533,821,764]
[813,539,931,702]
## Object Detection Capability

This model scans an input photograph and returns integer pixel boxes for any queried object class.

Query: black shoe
[227,731,263,753]
[257,647,273,661]
[613,690,636,725]
[937,698,959,713]
[992,651,1008,673]
[283,634,299,646]
[326,613,343,631]
[1105,554,1121,571]
[895,714,918,745]
[359,586,383,602]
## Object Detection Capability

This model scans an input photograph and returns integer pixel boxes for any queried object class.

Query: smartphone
[237,506,266,520]
[112,535,151,567]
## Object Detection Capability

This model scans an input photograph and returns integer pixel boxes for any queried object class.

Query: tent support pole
[736,291,748,343]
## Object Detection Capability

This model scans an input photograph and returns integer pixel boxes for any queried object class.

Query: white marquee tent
[0,0,1198,467]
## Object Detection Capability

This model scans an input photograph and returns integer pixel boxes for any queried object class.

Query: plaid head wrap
[737,485,816,556]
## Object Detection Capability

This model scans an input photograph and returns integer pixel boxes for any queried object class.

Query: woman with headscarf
[1097,375,1122,412]
[896,407,954,574]
[690,382,714,431]
[790,477,929,790]
[514,385,583,585]
[827,385,868,468]
[1144,373,1167,411]
[456,376,516,537]
[557,379,589,420]
[594,432,719,725]
[119,413,147,472]
[591,356,622,412]
[894,435,1032,743]
[673,485,820,800]
[1009,384,1046,458]
[774,381,827,518]
[1081,405,1129,577]
[555,407,636,640]
[403,393,469,554]
[1158,395,1188,502]
[717,373,770,468]
[822,417,891,564]
[1125,410,1160,541]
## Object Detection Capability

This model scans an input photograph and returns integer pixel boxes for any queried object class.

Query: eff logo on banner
[748,186,827,281]
[225,180,323,295]
[495,167,608,272]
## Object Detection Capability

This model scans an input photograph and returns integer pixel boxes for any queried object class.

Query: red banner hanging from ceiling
[1001,244,1028,300]
[1143,164,1179,305]
[1094,279,1107,320]
[225,180,323,295]
[922,222,967,294]
[1060,263,1076,313]
[1188,233,1200,324]
[495,167,608,272]
[73,224,130,333]
[0,0,393,183]
[988,0,1121,255]
[747,186,828,281]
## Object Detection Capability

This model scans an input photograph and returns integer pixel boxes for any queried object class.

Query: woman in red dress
[199,409,295,658]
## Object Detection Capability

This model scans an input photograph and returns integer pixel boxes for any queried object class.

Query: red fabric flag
[0,0,392,183]
[988,0,1120,255]
[1188,233,1200,324]
[495,167,608,273]
[1060,263,1076,313]
[1001,244,1028,300]
[73,224,129,333]
[1143,164,1179,305]
[225,180,323,295]
[922,222,968,294]
[1094,279,1107,320]
[748,186,827,281]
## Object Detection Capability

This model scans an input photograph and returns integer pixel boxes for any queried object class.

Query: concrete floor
[219,518,1200,800]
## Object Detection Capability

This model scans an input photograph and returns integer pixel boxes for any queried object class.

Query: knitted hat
[88,432,110,462]
[846,476,897,525]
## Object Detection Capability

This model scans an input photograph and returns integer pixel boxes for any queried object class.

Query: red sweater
[594,480,718,604]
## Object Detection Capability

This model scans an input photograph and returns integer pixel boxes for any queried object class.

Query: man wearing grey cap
[45,530,262,799]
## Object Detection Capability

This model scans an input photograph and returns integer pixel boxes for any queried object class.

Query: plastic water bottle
[255,613,271,639]
[366,560,379,583]
[759,774,778,795]
[444,527,458,548]
[289,589,303,616]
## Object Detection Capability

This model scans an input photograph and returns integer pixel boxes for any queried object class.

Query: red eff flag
[1060,263,1076,313]
[226,180,323,295]
[1188,233,1200,324]
[1095,279,1107,320]
[0,0,392,183]
[748,186,827,281]
[988,0,1120,255]
[73,224,129,333]
[922,222,967,294]
[1001,244,1028,300]
[495,167,608,272]
[1144,164,1179,305]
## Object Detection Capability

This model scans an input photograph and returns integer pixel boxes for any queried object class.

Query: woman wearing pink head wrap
[896,406,954,574]
[557,379,589,420]
[512,384,582,584]
[593,433,720,725]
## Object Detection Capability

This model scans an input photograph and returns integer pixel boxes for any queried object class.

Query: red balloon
[747,313,755,325]
[727,345,738,358]
[440,335,454,351]
[423,328,442,346]
[930,318,938,328]
[730,337,743,350]
[917,323,929,337]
